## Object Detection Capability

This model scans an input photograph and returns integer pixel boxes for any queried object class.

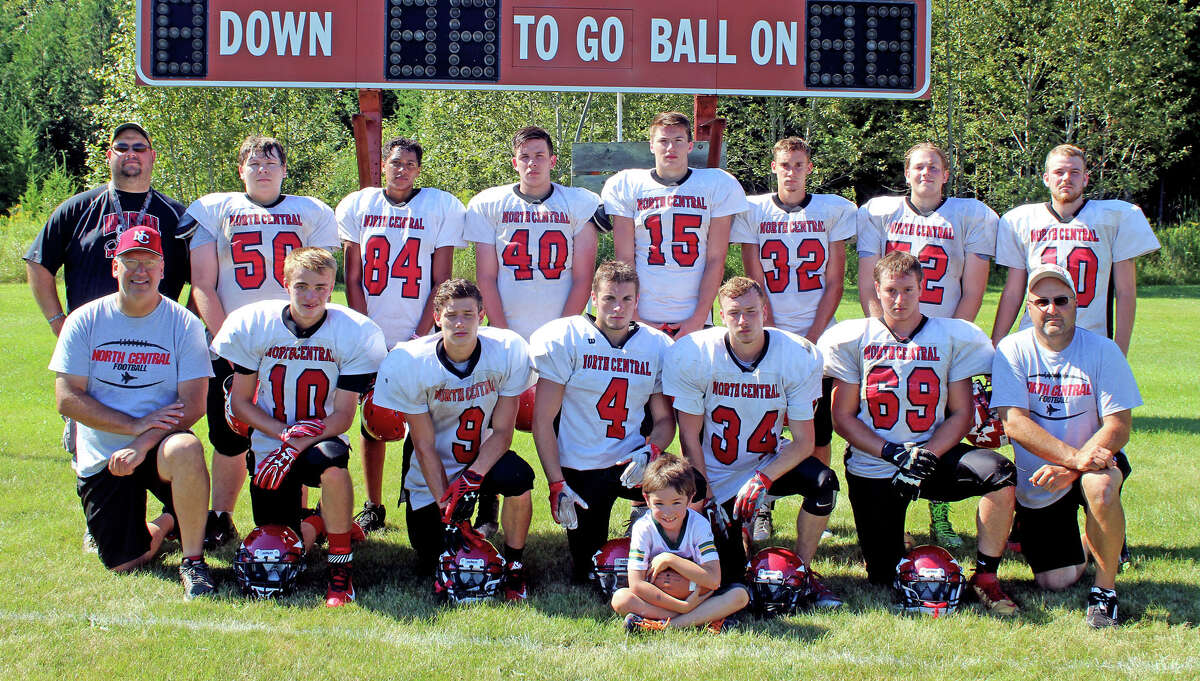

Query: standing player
[991,144,1160,354]
[856,142,999,548]
[50,226,214,597]
[338,137,468,533]
[183,135,340,547]
[603,112,748,338]
[732,136,856,541]
[372,279,536,600]
[212,247,386,607]
[664,277,842,607]
[465,126,600,340]
[821,251,1019,615]
[529,261,676,582]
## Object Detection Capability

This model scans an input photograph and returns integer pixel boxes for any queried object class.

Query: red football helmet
[222,374,253,438]
[361,389,408,441]
[965,376,1009,449]
[747,547,809,615]
[590,537,631,597]
[234,525,304,598]
[514,385,537,432]
[436,523,505,604]
[894,545,966,617]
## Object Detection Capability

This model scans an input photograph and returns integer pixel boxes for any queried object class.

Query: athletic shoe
[474,493,500,537]
[929,501,964,548]
[623,613,669,633]
[624,503,650,537]
[705,615,739,633]
[1085,589,1119,628]
[353,502,387,534]
[350,522,367,544]
[325,563,355,607]
[83,530,99,554]
[968,571,1019,617]
[204,510,238,549]
[805,570,844,610]
[179,558,215,600]
[502,560,528,602]
[820,529,834,541]
[751,500,775,542]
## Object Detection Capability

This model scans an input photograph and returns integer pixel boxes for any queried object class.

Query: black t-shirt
[24,184,190,311]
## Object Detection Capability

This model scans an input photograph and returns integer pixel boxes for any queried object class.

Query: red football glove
[439,468,484,523]
[733,470,773,523]
[253,442,299,491]
[548,479,589,530]
[280,418,325,443]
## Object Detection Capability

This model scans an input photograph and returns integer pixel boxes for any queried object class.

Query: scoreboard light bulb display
[805,1,916,90]
[384,0,501,82]
[151,0,207,78]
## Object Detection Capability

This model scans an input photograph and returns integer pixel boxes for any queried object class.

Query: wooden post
[352,89,383,189]
[692,95,725,169]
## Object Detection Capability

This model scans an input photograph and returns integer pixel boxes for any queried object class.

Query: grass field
[1,282,1198,680]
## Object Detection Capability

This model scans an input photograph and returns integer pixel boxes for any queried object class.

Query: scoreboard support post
[353,89,384,189]
[693,95,726,170]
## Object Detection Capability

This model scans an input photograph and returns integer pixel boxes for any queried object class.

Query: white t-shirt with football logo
[210,301,386,462]
[602,168,748,326]
[184,193,341,314]
[336,187,468,346]
[372,327,534,509]
[464,184,600,340]
[732,193,857,335]
[819,316,994,479]
[857,196,999,319]
[995,199,1160,336]
[663,327,823,504]
[991,328,1142,509]
[529,315,674,471]
[49,295,213,478]
[627,508,719,571]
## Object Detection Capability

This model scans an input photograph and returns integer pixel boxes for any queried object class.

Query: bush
[0,165,79,283]
[1140,220,1200,285]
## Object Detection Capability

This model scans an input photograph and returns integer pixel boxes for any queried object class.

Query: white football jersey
[602,168,748,325]
[663,327,823,504]
[185,193,340,314]
[819,316,993,479]
[627,508,719,571]
[336,187,468,346]
[464,183,600,340]
[372,327,534,509]
[529,315,674,471]
[995,199,1160,336]
[732,193,857,335]
[210,301,386,461]
[857,196,998,319]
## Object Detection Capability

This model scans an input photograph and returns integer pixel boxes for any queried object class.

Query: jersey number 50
[231,231,303,290]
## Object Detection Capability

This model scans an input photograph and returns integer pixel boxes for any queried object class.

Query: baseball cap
[1026,263,1075,295]
[111,122,152,146]
[115,227,163,257]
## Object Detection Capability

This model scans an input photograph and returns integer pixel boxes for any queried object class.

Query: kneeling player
[664,277,842,607]
[212,248,386,607]
[612,453,749,632]
[821,250,1018,615]
[372,279,536,600]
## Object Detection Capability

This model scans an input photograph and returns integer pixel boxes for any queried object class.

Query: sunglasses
[112,142,150,153]
[1028,295,1073,310]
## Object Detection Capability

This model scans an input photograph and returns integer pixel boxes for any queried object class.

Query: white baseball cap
[1026,263,1075,295]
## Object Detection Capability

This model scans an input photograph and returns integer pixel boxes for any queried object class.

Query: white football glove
[548,480,589,530]
[618,443,659,488]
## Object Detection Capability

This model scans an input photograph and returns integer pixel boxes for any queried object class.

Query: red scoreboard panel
[138,0,930,98]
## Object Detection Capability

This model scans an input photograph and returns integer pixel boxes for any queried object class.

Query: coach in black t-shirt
[25,122,190,336]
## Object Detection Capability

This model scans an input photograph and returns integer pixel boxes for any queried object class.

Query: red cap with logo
[115,227,163,257]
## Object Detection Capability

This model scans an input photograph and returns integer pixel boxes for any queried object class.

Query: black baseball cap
[111,122,152,146]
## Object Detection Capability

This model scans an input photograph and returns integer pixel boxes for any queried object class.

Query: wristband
[47,313,66,325]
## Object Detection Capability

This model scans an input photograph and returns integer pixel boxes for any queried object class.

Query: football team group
[26,110,1158,632]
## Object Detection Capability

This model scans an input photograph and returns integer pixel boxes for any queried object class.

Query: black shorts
[813,377,834,448]
[208,357,251,457]
[1016,452,1131,574]
[76,436,179,569]
[247,438,351,531]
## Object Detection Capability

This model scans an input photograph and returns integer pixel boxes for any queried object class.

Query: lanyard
[108,182,153,234]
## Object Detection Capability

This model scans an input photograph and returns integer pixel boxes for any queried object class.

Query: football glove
[891,465,924,502]
[704,496,732,540]
[439,468,484,523]
[880,441,938,480]
[548,479,589,530]
[253,442,300,491]
[618,442,661,488]
[733,470,773,522]
[280,418,325,443]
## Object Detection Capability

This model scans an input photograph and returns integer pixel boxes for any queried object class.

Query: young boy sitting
[611,453,750,631]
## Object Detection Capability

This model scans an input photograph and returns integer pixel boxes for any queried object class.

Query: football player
[732,136,856,541]
[991,144,1160,354]
[371,279,536,600]
[182,135,340,548]
[856,142,1000,548]
[663,277,842,607]
[602,111,748,338]
[821,250,1019,616]
[211,247,386,607]
[529,260,677,582]
[337,137,468,533]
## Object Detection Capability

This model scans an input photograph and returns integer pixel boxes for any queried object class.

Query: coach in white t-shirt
[991,263,1141,629]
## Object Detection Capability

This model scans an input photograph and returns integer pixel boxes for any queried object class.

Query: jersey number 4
[231,231,303,290]
[595,377,630,439]
[362,235,422,298]
[886,241,949,305]
[864,366,940,432]
[501,229,568,280]
[267,365,330,422]
[710,407,778,465]
[761,239,826,292]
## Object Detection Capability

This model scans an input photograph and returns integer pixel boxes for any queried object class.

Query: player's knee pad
[486,450,535,497]
[300,438,351,472]
[962,447,1016,492]
[800,464,840,517]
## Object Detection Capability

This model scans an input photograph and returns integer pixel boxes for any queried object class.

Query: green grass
[1,283,1198,680]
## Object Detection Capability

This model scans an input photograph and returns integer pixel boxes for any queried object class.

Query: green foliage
[0,164,79,283]
[1140,221,1200,285]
